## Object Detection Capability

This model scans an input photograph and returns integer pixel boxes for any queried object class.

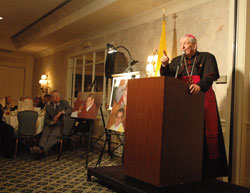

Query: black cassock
[160,51,228,179]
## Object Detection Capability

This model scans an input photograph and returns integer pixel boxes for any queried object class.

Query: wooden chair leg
[14,138,18,159]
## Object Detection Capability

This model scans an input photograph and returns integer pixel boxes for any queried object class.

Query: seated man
[0,108,14,158]
[4,96,16,113]
[32,90,72,159]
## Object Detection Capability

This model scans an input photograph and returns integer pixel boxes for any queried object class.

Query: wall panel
[0,65,24,103]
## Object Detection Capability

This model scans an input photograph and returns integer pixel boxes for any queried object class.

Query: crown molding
[35,0,214,58]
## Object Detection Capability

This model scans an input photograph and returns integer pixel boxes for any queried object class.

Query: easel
[87,79,107,151]
[95,129,125,167]
[74,79,106,168]
[95,72,140,167]
[95,72,139,167]
[89,104,106,150]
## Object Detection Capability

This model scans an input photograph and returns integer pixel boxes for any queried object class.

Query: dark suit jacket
[44,100,72,127]
[0,120,14,157]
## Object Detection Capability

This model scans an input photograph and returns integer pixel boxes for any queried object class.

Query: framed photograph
[107,72,140,133]
[71,92,103,120]
[108,72,140,110]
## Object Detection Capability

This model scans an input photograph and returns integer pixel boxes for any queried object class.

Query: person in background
[160,34,228,180]
[34,96,45,109]
[32,90,72,159]
[0,108,14,158]
[43,94,51,105]
[4,96,15,113]
[19,96,26,101]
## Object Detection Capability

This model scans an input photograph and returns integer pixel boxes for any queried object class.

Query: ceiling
[0,0,171,56]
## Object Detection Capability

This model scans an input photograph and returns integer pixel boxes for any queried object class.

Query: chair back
[62,116,75,136]
[17,110,38,136]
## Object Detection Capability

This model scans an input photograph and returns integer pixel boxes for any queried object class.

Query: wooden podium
[124,77,205,187]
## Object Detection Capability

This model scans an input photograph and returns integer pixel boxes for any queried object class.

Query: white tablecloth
[3,114,44,135]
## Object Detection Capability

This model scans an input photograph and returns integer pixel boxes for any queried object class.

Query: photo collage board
[107,72,140,133]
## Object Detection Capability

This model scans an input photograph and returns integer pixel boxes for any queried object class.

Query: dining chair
[57,116,76,161]
[15,110,38,158]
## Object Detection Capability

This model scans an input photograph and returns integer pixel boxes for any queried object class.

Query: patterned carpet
[0,147,122,193]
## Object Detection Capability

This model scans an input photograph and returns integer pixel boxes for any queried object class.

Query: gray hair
[50,90,60,96]
[182,34,197,45]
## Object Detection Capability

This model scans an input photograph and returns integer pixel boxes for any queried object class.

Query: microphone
[180,50,185,67]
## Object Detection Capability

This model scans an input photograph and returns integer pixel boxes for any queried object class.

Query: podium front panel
[124,77,204,187]
[161,77,204,185]
[124,77,165,186]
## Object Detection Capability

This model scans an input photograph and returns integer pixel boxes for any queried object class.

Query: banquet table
[3,114,44,135]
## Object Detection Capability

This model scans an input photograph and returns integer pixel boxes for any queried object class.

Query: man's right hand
[161,50,169,66]
[52,116,58,124]
[53,111,64,123]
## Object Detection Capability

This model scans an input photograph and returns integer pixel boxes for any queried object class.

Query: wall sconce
[146,51,158,77]
[39,74,49,93]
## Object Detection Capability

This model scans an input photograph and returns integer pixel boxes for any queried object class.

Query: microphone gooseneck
[175,51,185,78]
[180,50,185,66]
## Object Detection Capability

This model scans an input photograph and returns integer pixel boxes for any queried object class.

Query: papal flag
[155,16,167,76]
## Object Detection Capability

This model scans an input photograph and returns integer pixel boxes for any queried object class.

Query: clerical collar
[185,51,198,59]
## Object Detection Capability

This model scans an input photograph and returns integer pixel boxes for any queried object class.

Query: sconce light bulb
[147,56,153,63]
[39,79,47,85]
[153,54,158,62]
[146,63,154,72]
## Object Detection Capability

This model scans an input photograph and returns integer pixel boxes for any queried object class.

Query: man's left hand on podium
[189,84,200,95]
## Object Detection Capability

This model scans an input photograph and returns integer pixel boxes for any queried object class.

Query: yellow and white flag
[155,19,167,76]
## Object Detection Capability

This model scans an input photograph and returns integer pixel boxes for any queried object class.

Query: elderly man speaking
[160,34,228,180]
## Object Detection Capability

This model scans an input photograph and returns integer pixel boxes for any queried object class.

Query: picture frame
[108,72,140,110]
[107,72,140,133]
[71,92,103,120]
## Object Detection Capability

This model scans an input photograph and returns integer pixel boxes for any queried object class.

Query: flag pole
[162,8,166,21]
[155,8,167,76]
